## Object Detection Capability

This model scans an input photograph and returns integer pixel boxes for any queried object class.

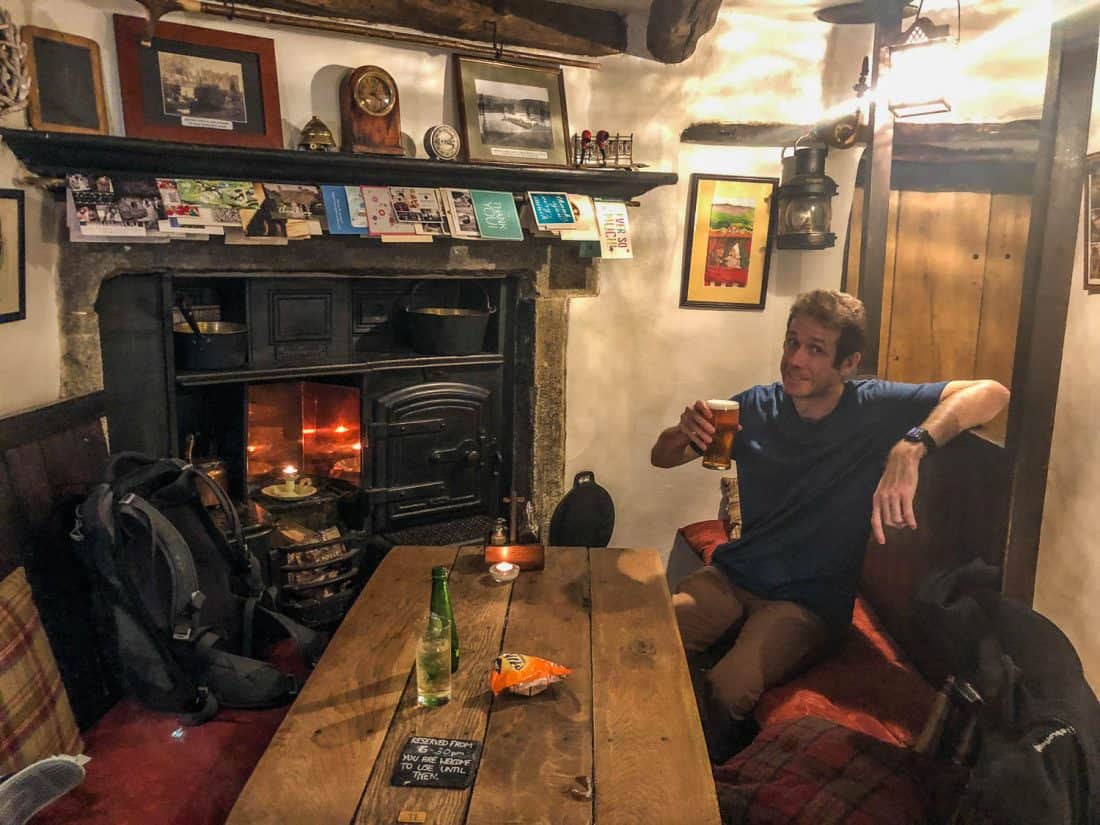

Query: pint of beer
[702,400,740,470]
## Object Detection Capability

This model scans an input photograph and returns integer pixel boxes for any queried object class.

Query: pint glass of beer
[702,400,740,471]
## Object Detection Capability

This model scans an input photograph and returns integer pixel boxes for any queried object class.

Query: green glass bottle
[430,565,459,673]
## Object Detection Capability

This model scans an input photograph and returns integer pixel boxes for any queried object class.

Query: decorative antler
[0,9,30,114]
[131,0,188,43]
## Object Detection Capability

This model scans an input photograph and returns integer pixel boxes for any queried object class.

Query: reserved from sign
[390,736,483,789]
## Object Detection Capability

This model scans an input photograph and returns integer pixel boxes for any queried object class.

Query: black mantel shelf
[0,129,678,201]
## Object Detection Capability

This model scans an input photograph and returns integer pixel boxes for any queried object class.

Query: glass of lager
[702,400,740,471]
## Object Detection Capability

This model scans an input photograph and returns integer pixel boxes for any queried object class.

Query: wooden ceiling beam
[647,0,723,63]
[135,0,627,58]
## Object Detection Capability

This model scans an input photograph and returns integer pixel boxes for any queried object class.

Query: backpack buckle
[172,623,193,641]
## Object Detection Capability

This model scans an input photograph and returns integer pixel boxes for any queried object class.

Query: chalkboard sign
[20,26,108,135]
[390,736,483,789]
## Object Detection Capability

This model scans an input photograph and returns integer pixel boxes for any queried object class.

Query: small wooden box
[484,544,545,570]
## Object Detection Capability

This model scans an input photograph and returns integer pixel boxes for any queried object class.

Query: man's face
[780,314,859,400]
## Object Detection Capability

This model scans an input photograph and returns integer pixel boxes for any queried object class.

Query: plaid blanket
[714,716,928,824]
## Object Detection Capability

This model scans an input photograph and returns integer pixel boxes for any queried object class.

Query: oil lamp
[774,143,839,250]
[886,15,955,119]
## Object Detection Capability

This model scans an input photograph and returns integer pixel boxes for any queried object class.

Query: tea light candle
[282,465,299,491]
[489,561,519,583]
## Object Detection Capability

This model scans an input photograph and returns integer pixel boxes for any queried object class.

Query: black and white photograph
[158,52,247,124]
[454,56,570,167]
[473,79,552,150]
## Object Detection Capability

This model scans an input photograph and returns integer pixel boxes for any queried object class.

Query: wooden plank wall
[0,393,119,728]
[846,188,1030,444]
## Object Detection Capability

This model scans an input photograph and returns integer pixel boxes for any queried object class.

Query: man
[650,289,1009,760]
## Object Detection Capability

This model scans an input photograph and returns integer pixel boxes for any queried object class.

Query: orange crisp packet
[490,652,571,696]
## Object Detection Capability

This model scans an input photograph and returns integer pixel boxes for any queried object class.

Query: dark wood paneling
[0,392,118,728]
[860,431,1011,653]
[1004,10,1100,603]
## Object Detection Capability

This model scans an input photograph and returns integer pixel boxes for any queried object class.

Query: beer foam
[706,399,740,411]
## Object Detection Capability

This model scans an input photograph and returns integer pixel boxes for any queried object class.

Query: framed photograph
[1085,158,1100,290]
[680,174,778,311]
[0,189,26,324]
[454,56,570,167]
[21,26,108,135]
[113,14,283,149]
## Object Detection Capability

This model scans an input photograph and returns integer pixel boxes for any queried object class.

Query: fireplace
[93,266,540,625]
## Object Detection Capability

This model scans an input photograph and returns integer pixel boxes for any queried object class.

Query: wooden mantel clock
[340,65,404,155]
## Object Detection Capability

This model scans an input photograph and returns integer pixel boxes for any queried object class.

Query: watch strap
[904,426,937,454]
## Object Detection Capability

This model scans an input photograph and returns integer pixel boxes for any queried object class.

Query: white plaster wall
[565,9,867,556]
[1033,64,1100,696]
[0,0,62,415]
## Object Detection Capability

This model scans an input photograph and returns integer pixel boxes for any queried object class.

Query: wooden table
[227,545,719,825]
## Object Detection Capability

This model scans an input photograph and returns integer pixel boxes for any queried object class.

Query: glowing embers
[886,16,956,119]
[246,381,362,489]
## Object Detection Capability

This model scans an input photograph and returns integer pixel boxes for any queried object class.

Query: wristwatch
[903,426,937,454]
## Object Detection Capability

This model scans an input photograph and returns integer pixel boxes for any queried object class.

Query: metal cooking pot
[173,300,248,371]
[401,281,496,356]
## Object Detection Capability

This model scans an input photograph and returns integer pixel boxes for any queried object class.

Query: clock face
[353,69,397,117]
[427,125,461,160]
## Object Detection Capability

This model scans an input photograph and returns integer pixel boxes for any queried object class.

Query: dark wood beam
[138,0,627,57]
[679,122,812,147]
[856,5,904,374]
[1002,9,1099,603]
[647,0,723,63]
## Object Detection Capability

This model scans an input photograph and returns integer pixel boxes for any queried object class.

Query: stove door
[368,381,499,531]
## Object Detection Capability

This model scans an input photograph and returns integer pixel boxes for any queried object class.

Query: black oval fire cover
[549,471,615,548]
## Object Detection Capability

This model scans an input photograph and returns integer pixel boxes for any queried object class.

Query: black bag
[72,452,325,724]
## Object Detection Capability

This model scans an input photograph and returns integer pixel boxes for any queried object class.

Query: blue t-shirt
[713,378,947,637]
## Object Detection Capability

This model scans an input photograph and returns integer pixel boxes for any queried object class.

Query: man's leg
[673,566,747,762]
[706,593,829,720]
[672,565,745,655]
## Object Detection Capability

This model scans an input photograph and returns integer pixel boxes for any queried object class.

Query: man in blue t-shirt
[651,289,1009,761]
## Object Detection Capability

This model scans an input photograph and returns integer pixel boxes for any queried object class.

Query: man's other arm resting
[871,379,1010,544]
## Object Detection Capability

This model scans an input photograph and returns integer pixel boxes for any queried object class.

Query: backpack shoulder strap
[116,494,206,642]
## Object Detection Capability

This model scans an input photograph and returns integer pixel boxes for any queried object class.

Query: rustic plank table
[227,545,719,825]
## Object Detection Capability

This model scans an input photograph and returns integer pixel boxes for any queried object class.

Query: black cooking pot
[401,281,496,356]
[174,320,248,370]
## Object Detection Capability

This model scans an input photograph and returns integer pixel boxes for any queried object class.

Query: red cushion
[679,519,729,565]
[32,640,306,825]
[678,519,935,747]
[755,598,936,747]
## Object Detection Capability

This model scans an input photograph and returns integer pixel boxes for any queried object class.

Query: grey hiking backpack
[72,453,325,724]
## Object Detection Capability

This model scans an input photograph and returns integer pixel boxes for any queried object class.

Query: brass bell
[298,115,336,152]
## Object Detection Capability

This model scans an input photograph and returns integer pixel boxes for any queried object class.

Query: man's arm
[870,379,1010,544]
[651,401,715,468]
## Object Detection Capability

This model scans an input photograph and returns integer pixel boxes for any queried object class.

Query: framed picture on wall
[1085,157,1100,290]
[680,174,778,310]
[21,26,109,134]
[113,14,283,149]
[0,189,26,324]
[453,56,570,167]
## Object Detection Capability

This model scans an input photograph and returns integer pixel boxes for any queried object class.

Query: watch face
[353,68,397,117]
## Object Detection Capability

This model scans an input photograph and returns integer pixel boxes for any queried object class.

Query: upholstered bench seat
[676,519,936,748]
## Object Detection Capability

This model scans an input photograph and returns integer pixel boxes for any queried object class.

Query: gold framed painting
[0,189,26,324]
[680,174,777,310]
[1085,157,1100,291]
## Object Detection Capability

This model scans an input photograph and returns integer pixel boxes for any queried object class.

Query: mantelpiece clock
[339,65,403,155]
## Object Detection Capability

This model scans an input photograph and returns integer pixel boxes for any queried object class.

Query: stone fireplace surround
[57,234,599,533]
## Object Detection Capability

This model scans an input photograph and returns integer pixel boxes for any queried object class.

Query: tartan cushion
[0,567,84,775]
[713,716,927,824]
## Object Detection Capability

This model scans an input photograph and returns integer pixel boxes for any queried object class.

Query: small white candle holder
[282,465,299,493]
[489,561,519,583]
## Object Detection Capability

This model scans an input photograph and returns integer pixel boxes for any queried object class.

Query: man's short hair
[787,290,867,366]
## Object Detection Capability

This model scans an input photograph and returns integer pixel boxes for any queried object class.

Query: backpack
[72,452,326,725]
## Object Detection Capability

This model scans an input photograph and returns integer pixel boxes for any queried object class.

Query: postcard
[361,186,420,237]
[528,191,576,229]
[469,190,523,241]
[439,188,481,238]
[559,194,600,241]
[594,199,633,259]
